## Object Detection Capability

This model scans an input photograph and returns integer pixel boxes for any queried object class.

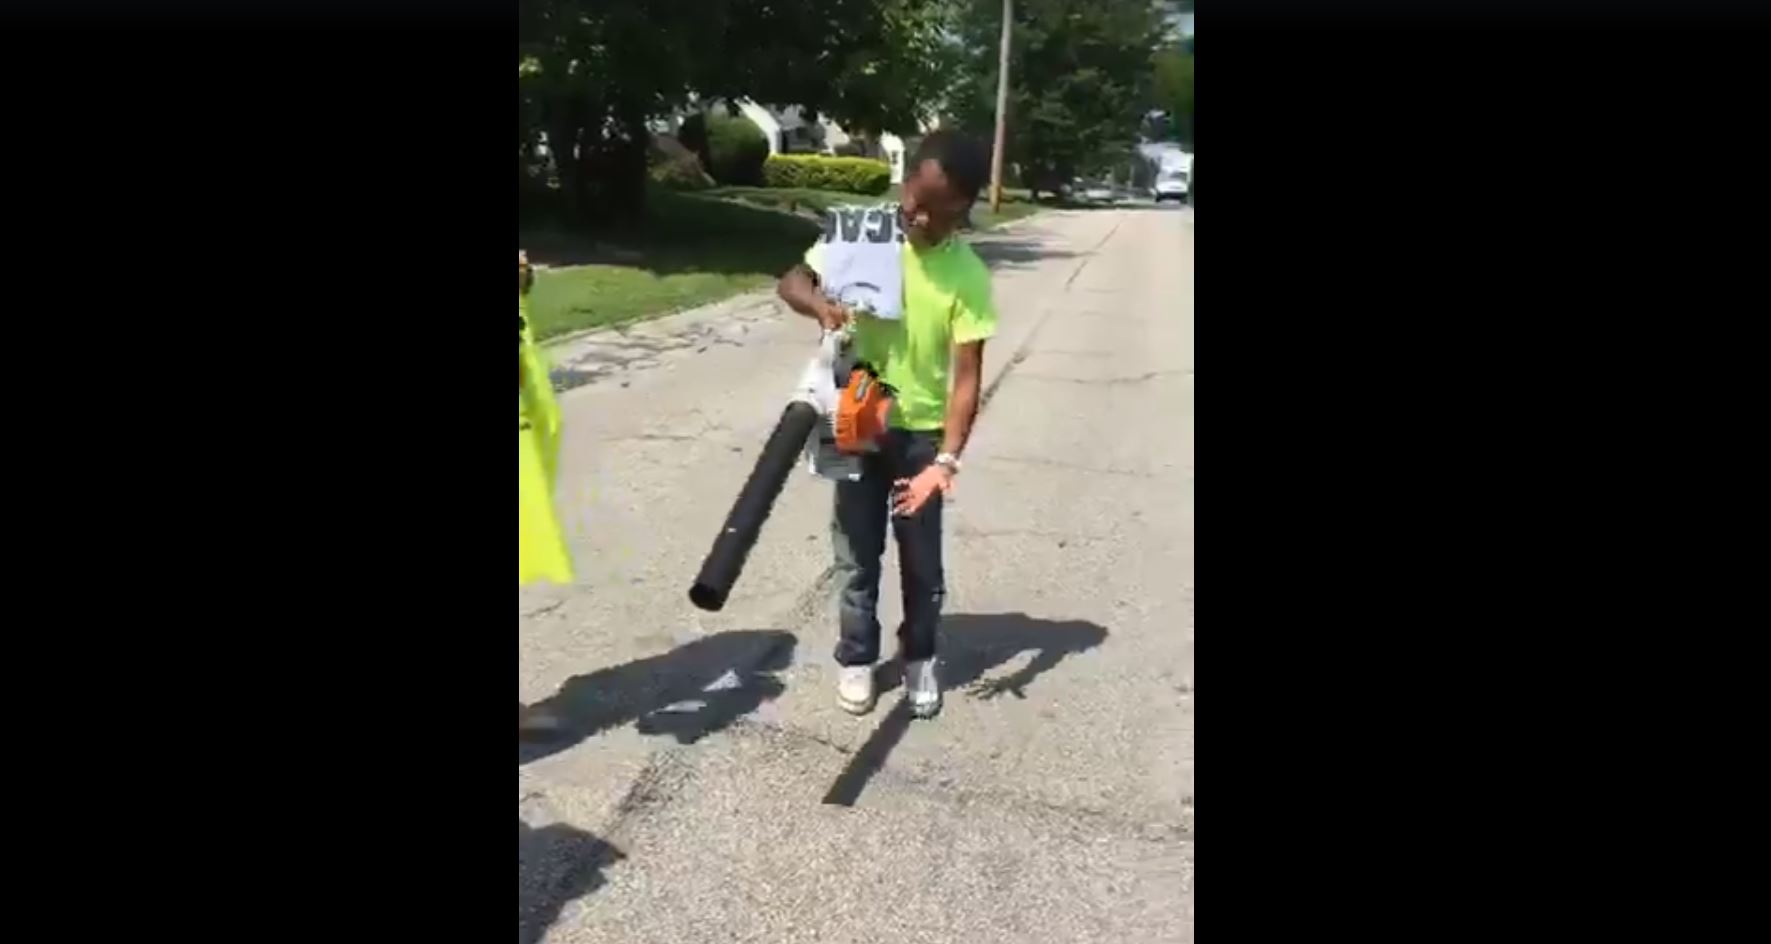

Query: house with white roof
[727,100,938,185]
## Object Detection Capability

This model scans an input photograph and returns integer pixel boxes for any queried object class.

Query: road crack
[952,524,1113,544]
[974,453,1163,479]
[1011,369,1190,386]
[522,599,566,619]
[601,747,697,838]
[977,218,1124,412]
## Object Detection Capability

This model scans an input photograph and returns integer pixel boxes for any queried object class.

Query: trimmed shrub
[704,112,770,185]
[762,154,892,195]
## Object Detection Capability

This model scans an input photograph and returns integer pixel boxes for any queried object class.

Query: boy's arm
[778,241,851,331]
[778,264,848,330]
[941,264,999,462]
[942,340,985,459]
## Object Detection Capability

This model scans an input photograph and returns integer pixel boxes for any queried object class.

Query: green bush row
[763,154,892,195]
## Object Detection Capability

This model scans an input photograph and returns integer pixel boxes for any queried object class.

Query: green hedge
[763,154,892,195]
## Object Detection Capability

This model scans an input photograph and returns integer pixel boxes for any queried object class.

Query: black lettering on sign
[838,208,864,242]
[864,207,895,243]
[821,209,837,243]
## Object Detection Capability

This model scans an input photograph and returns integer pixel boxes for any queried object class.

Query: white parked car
[1081,181,1117,204]
[1153,167,1190,203]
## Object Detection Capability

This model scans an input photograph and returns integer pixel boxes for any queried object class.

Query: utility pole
[989,0,1012,213]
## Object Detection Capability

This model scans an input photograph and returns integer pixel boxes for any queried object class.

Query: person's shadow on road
[872,612,1109,701]
[519,818,624,944]
[824,612,1109,806]
[520,629,796,766]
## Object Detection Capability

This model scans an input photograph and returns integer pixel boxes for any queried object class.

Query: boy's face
[899,158,971,248]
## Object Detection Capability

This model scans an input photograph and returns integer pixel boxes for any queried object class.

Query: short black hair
[913,130,990,205]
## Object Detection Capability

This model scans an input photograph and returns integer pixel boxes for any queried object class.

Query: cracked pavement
[520,206,1194,943]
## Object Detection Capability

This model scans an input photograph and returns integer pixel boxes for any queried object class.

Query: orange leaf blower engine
[820,328,895,477]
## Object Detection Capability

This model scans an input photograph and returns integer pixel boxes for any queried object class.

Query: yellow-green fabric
[804,235,998,431]
[519,294,574,585]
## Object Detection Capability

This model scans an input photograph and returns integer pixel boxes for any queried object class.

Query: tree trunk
[572,128,600,223]
[540,95,651,227]
[544,103,585,225]
[578,119,648,224]
[606,110,650,221]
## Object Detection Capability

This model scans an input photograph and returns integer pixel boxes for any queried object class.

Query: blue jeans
[831,428,946,666]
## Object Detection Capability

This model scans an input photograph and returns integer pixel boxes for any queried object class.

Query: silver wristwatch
[933,452,962,474]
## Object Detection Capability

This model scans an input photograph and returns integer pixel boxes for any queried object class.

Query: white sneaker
[905,659,941,718]
[837,665,876,715]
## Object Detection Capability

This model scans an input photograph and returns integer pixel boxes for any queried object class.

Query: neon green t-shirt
[804,235,998,431]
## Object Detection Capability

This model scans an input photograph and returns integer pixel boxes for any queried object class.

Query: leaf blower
[687,325,894,612]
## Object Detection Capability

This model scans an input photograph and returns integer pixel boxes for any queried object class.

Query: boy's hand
[816,298,853,333]
[893,464,953,517]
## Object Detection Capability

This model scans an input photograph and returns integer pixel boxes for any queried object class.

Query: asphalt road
[520,204,1194,944]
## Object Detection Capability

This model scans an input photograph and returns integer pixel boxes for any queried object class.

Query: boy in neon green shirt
[777,131,998,719]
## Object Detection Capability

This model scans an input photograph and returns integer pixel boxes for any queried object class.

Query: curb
[539,289,779,353]
[973,208,1050,234]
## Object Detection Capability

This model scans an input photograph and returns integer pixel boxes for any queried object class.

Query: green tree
[947,0,1165,198]
[1150,42,1194,147]
[518,0,956,224]
[819,0,965,142]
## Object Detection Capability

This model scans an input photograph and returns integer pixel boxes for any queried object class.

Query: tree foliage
[946,0,1165,196]
[1149,42,1194,147]
[811,0,963,140]
[518,0,955,224]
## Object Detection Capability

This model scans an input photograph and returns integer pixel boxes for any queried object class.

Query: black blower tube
[689,401,821,611]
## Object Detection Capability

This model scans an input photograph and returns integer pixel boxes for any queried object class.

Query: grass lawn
[972,198,1042,230]
[524,185,1045,341]
[524,191,819,340]
[703,184,1043,231]
[527,266,775,340]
